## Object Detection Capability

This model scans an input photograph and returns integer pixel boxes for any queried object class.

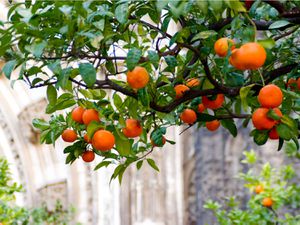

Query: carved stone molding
[18,98,49,144]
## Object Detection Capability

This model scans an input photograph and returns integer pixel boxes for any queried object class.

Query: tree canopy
[0,0,299,182]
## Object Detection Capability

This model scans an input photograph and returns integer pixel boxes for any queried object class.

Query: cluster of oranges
[61,106,115,163]
[252,84,283,139]
[254,184,274,208]
[214,37,266,70]
[178,93,224,132]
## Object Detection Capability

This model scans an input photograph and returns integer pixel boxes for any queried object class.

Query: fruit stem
[244,13,257,42]
[258,69,265,86]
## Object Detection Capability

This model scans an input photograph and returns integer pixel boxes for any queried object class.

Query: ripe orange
[61,129,77,142]
[151,136,166,147]
[127,66,149,89]
[202,94,224,110]
[83,133,92,143]
[198,103,206,113]
[180,109,197,124]
[288,77,300,90]
[82,151,95,163]
[269,127,279,140]
[174,84,190,99]
[206,120,220,131]
[258,84,283,108]
[122,119,143,138]
[252,108,282,130]
[92,129,115,151]
[229,42,266,70]
[262,197,273,208]
[82,109,100,125]
[71,106,85,124]
[255,185,264,194]
[214,38,235,57]
[186,78,200,88]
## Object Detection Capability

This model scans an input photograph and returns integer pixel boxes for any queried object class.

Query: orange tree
[0,0,299,182]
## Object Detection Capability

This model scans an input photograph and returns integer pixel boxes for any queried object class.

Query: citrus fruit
[258,84,283,108]
[82,151,95,163]
[229,42,266,70]
[262,197,273,208]
[252,108,282,130]
[122,119,143,138]
[127,66,149,89]
[71,106,85,124]
[61,129,77,142]
[180,109,197,124]
[206,120,220,131]
[269,127,279,140]
[92,129,115,151]
[255,185,264,194]
[202,94,224,110]
[82,109,100,125]
[198,103,206,113]
[174,84,189,99]
[214,38,235,57]
[186,78,200,88]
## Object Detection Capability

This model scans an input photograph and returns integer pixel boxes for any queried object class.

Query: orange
[83,133,92,143]
[180,109,197,124]
[127,66,149,89]
[151,136,166,147]
[71,106,85,124]
[214,38,235,57]
[262,197,273,208]
[202,94,224,110]
[206,120,220,131]
[82,109,100,125]
[287,78,300,90]
[198,103,206,113]
[61,129,77,142]
[252,108,282,130]
[92,129,115,151]
[186,78,200,88]
[174,84,190,99]
[82,151,95,162]
[122,119,143,138]
[229,42,266,70]
[258,84,283,108]
[269,127,279,140]
[255,185,264,194]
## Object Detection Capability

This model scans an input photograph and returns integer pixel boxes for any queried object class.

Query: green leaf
[164,55,178,68]
[150,127,166,146]
[239,84,255,111]
[113,93,123,109]
[197,113,216,122]
[2,60,17,79]
[79,63,96,87]
[126,48,142,71]
[94,161,111,170]
[277,123,294,140]
[147,158,160,172]
[115,3,128,24]
[269,20,290,29]
[46,85,57,104]
[221,119,237,137]
[258,38,276,49]
[191,30,217,42]
[113,129,132,156]
[32,118,49,131]
[136,160,143,170]
[252,129,268,145]
[267,109,281,121]
[87,121,103,139]
[137,88,150,107]
[148,50,159,69]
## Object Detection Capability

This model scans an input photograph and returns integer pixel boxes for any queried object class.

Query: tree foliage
[0,158,78,224]
[0,0,300,181]
[205,145,300,225]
